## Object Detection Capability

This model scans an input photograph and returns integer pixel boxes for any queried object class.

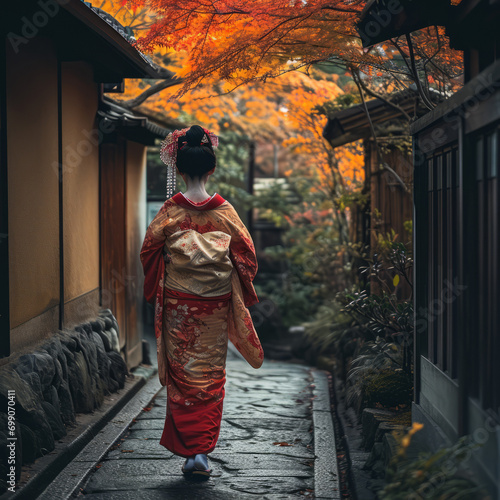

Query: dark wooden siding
[472,127,500,411]
[367,140,413,300]
[425,146,459,379]
[415,114,500,417]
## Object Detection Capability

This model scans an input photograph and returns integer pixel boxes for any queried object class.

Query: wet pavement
[46,348,339,499]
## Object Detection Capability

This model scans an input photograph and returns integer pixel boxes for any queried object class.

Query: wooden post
[412,137,429,404]
[457,120,471,437]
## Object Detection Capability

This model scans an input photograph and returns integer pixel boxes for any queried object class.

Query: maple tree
[97,0,363,188]
[125,0,463,108]
[129,0,361,86]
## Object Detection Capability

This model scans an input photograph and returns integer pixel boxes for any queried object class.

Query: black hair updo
[176,125,216,178]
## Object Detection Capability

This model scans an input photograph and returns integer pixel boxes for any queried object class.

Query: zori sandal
[192,454,212,477]
[182,456,196,475]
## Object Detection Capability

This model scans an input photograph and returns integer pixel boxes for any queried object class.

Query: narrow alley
[34,348,339,499]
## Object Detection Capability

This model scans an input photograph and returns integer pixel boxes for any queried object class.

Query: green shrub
[303,299,353,353]
[345,338,404,413]
[363,368,413,410]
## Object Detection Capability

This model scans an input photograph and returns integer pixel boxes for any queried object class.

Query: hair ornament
[160,127,218,199]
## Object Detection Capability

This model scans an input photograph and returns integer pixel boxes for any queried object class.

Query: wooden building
[323,92,418,299]
[0,0,172,367]
[97,97,169,367]
[359,0,500,496]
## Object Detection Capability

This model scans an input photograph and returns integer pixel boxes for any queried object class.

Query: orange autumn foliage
[120,65,364,187]
[126,0,363,93]
[124,0,463,96]
[281,72,364,189]
[93,0,156,31]
[98,0,364,189]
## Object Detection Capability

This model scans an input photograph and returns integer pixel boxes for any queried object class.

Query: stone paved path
[78,350,330,499]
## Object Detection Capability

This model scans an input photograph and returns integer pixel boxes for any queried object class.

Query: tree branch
[351,69,411,194]
[405,34,435,110]
[356,76,412,122]
[120,79,183,109]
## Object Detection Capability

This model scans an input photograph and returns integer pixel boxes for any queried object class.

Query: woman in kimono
[140,125,264,477]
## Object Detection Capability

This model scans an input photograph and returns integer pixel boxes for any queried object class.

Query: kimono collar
[172,192,226,211]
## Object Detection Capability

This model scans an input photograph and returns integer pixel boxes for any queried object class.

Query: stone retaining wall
[0,309,128,494]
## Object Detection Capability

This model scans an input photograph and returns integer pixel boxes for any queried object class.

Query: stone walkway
[70,349,338,499]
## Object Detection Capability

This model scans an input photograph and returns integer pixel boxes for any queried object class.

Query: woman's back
[140,125,263,477]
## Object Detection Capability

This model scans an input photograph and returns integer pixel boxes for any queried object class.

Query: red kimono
[140,193,264,457]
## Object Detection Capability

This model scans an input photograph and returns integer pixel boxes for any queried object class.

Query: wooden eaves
[322,89,419,148]
[357,0,451,48]
[98,97,173,146]
[25,0,175,82]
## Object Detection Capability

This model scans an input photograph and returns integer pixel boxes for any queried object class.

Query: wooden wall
[6,38,60,351]
[366,139,413,300]
[412,59,500,498]
[100,140,127,352]
[61,61,100,327]
[100,138,146,368]
[125,141,147,368]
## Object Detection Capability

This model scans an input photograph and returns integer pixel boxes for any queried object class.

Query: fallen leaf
[273,441,293,447]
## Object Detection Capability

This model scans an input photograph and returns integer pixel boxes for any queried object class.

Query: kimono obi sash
[164,229,233,297]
